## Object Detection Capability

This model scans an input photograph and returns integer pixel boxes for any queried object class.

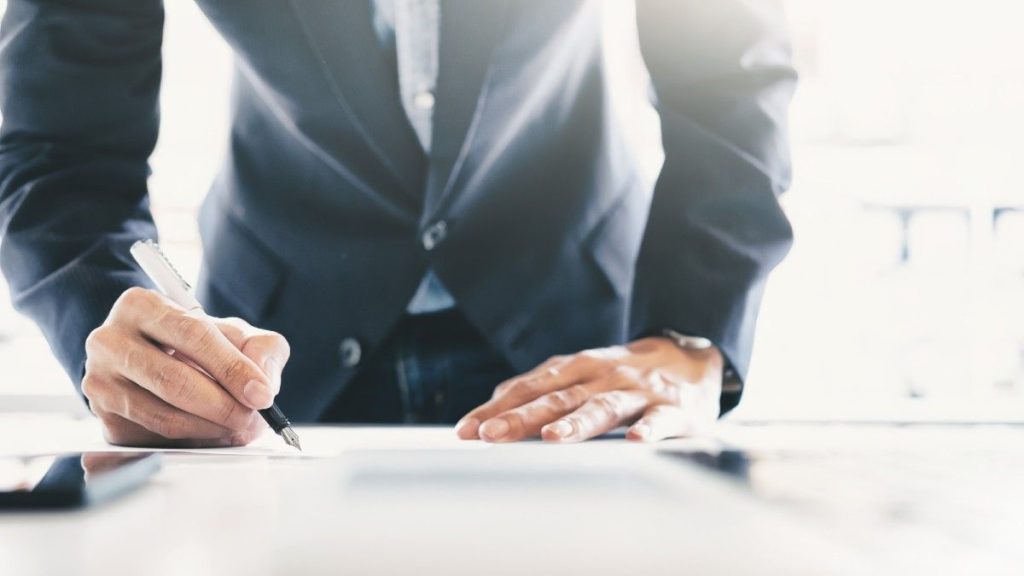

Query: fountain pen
[130,239,302,451]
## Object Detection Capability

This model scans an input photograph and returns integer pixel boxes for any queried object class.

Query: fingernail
[480,418,509,441]
[243,380,272,409]
[455,417,479,439]
[547,420,573,439]
[263,357,281,395]
[631,423,651,441]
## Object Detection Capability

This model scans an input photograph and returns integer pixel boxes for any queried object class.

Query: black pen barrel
[259,403,291,434]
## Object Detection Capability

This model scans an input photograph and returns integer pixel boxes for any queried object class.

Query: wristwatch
[659,329,714,351]
[659,329,742,393]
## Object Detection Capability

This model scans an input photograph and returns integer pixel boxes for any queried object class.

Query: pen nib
[280,427,302,452]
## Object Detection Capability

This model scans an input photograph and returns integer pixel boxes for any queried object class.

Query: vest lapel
[289,0,426,202]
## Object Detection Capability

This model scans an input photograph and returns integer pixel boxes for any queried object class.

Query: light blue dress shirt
[373,0,456,314]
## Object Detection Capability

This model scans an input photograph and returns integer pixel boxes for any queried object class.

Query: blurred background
[1,0,1022,422]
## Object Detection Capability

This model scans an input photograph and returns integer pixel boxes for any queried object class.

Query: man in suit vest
[0,0,796,446]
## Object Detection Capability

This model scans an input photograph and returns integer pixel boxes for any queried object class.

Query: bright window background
[1,1,1022,421]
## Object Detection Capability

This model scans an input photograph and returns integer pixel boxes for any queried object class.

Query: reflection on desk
[1,418,1021,575]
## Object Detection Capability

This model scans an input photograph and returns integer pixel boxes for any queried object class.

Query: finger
[455,352,608,440]
[97,412,236,449]
[627,404,706,442]
[479,365,659,442]
[119,289,274,409]
[477,384,590,443]
[92,375,242,441]
[478,368,649,443]
[488,355,566,399]
[211,317,290,396]
[90,330,256,431]
[541,390,651,443]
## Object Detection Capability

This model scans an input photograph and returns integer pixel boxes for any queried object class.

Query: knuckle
[568,383,590,403]
[84,327,102,353]
[253,332,290,357]
[121,344,144,376]
[83,355,101,375]
[508,378,540,399]
[171,374,199,405]
[173,314,215,347]
[163,418,190,440]
[221,357,252,386]
[543,390,572,412]
[116,287,158,317]
[153,362,188,395]
[567,353,591,367]
[120,394,139,423]
[148,419,175,439]
[613,364,637,377]
[221,316,247,328]
[84,326,114,354]
[643,369,672,394]
[570,352,604,372]
[214,319,245,343]
[579,348,607,361]
[271,333,291,359]
[217,401,248,431]
[120,286,151,307]
[148,410,185,440]
[546,385,585,411]
[590,392,624,419]
[80,373,102,400]
[545,355,567,366]
[612,365,642,386]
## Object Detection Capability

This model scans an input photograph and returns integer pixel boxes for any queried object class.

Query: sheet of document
[0,416,496,458]
[0,414,722,458]
[177,425,497,457]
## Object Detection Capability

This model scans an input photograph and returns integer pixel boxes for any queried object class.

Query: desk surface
[1,417,1022,576]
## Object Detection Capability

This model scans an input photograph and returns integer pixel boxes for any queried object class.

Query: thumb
[211,317,291,396]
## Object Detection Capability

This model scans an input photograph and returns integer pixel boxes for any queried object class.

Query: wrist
[654,329,741,395]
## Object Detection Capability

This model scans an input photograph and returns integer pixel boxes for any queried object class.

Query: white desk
[1,417,1021,575]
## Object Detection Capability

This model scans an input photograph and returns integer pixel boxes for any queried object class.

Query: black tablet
[0,452,161,510]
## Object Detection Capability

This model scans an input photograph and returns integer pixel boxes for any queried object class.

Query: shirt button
[421,220,448,251]
[413,90,435,111]
[338,338,362,368]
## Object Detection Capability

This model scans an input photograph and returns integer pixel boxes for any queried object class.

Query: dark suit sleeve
[631,0,798,413]
[0,0,164,391]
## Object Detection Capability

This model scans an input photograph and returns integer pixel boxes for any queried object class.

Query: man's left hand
[455,337,723,443]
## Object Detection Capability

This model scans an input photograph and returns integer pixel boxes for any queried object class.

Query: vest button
[338,338,362,368]
[421,220,448,251]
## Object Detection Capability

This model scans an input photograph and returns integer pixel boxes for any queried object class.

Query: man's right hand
[82,287,290,448]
